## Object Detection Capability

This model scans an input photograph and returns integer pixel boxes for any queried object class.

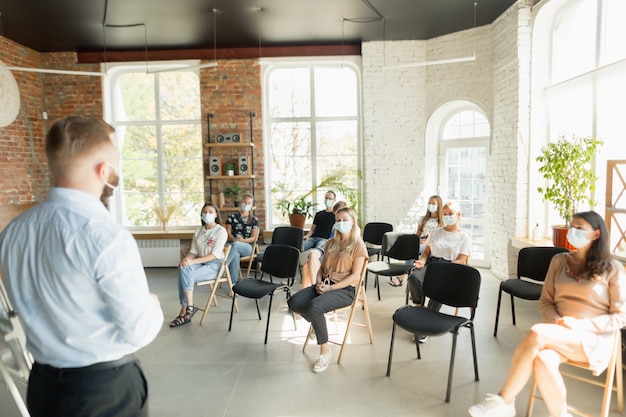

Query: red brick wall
[0,37,48,205]
[1,39,267,227]
[200,60,265,227]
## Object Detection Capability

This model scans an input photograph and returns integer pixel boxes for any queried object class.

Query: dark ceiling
[0,0,517,53]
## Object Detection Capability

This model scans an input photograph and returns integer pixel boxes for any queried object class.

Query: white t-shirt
[425,227,472,261]
[418,217,441,238]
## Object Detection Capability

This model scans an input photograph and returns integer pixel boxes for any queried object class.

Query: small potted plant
[223,184,247,207]
[275,197,316,228]
[225,163,235,176]
[536,135,603,248]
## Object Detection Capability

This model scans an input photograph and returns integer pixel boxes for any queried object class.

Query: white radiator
[137,239,180,267]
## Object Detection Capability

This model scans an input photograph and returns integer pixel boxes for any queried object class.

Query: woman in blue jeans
[170,203,227,327]
[288,207,368,373]
[225,193,259,284]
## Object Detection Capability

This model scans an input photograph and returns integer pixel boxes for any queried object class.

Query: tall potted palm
[536,135,603,248]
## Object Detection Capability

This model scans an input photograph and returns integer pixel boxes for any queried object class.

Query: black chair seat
[367,247,381,257]
[232,279,287,299]
[500,279,542,300]
[493,246,568,337]
[392,306,470,336]
[366,261,412,276]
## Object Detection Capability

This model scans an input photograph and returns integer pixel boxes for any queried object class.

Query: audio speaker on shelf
[238,156,249,176]
[216,133,240,143]
[209,156,221,176]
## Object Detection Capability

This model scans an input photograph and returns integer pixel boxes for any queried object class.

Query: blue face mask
[334,221,353,234]
[201,213,216,225]
[324,199,334,208]
[241,204,252,212]
[443,214,457,226]
[567,227,591,249]
[427,204,438,213]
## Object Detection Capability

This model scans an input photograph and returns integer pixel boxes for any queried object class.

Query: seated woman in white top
[407,200,472,310]
[170,203,227,328]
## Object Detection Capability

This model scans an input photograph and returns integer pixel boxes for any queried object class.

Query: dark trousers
[28,360,149,417]
[288,285,355,344]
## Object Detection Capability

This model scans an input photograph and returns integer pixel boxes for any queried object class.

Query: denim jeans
[177,258,222,305]
[225,241,253,283]
[302,237,328,251]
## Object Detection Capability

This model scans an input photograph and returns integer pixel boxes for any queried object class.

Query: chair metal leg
[493,285,503,337]
[445,332,459,403]
[228,294,237,331]
[510,294,517,325]
[469,323,479,381]
[376,274,381,301]
[264,293,274,344]
[415,333,421,359]
[254,299,262,320]
[386,323,397,376]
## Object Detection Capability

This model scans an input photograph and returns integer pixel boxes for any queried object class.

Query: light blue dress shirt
[0,187,164,368]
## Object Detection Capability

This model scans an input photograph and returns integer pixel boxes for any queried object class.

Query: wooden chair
[197,246,238,325]
[525,329,624,417]
[239,235,260,279]
[302,261,373,364]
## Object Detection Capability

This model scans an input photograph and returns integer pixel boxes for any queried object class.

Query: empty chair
[302,261,373,364]
[362,222,393,261]
[228,244,301,344]
[254,226,303,279]
[366,232,420,300]
[525,329,623,417]
[493,246,568,337]
[386,262,482,403]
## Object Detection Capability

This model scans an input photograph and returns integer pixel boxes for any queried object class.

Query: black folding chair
[493,246,568,336]
[386,262,481,403]
[363,222,393,260]
[255,226,303,280]
[366,232,420,300]
[228,244,300,344]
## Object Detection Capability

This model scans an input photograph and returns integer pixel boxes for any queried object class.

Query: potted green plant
[223,184,247,207]
[273,168,362,228]
[225,163,235,176]
[536,135,603,248]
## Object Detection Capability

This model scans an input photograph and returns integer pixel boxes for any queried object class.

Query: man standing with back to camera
[0,116,164,417]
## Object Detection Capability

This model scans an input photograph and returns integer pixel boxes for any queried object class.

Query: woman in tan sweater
[469,211,626,417]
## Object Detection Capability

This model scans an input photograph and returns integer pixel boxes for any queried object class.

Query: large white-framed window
[438,107,490,267]
[531,0,626,252]
[262,58,362,228]
[104,63,204,229]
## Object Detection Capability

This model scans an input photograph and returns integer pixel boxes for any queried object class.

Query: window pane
[547,84,592,139]
[602,0,626,65]
[316,121,358,156]
[162,124,203,193]
[159,72,201,120]
[314,68,358,117]
[116,72,156,121]
[442,110,490,140]
[268,68,310,118]
[552,0,596,83]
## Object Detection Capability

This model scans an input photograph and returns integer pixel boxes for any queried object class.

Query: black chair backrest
[271,226,304,251]
[261,244,301,279]
[363,222,393,246]
[423,262,481,309]
[382,232,420,261]
[517,246,568,282]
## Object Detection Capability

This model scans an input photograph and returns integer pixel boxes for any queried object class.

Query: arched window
[531,0,626,251]
[438,107,490,267]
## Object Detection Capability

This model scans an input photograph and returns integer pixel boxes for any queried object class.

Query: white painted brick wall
[361,0,532,279]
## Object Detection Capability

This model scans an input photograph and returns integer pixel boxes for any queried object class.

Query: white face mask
[567,227,591,249]
[324,199,334,208]
[334,221,353,234]
[241,204,252,212]
[443,214,457,226]
[201,213,216,225]
[427,204,438,213]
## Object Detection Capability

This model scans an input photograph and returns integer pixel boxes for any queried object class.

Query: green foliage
[536,135,603,227]
[273,168,362,220]
[223,184,247,200]
[225,163,235,171]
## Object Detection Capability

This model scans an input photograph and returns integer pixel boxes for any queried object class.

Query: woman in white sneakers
[468,211,626,417]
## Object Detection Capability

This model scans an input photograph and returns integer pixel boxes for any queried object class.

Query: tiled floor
[1,266,623,417]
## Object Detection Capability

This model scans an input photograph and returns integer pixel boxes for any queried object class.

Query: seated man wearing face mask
[407,201,472,322]
[300,191,337,288]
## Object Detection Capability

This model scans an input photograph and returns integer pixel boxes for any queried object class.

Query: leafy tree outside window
[108,67,203,228]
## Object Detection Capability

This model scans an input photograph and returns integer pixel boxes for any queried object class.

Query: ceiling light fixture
[384,2,478,69]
